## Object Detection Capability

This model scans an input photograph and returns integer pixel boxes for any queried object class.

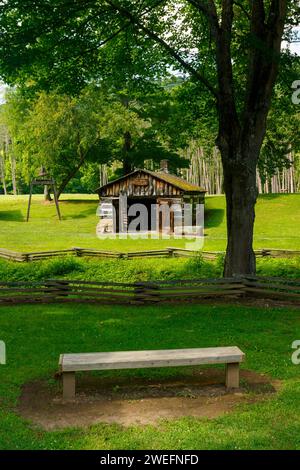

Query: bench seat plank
[60,347,244,372]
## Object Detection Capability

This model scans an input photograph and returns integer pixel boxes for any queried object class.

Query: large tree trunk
[222,158,258,276]
[218,116,263,276]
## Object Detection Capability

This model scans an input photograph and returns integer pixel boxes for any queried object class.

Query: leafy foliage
[0,83,189,194]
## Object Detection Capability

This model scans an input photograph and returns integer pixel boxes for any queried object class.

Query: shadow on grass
[64,207,98,219]
[0,210,24,222]
[59,199,99,204]
[258,193,287,200]
[204,208,225,228]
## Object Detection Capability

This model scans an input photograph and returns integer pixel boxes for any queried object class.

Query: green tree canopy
[1,82,189,196]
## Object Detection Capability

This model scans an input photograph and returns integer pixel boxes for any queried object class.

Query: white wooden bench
[59,346,245,399]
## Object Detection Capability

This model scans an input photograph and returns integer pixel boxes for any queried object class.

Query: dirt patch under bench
[18,368,281,430]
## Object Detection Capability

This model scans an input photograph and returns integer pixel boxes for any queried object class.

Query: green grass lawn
[0,302,300,450]
[0,193,300,251]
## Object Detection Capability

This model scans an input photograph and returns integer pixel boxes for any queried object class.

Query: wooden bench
[59,346,245,399]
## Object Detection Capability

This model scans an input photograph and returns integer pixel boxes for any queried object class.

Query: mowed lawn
[0,303,300,450]
[0,193,299,251]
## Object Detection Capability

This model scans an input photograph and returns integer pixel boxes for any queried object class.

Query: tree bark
[44,185,52,201]
[99,164,108,187]
[122,131,133,174]
[57,153,86,199]
[0,145,7,195]
[10,154,17,195]
[222,156,257,276]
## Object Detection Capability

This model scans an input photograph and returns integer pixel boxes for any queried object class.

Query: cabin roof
[96,169,206,194]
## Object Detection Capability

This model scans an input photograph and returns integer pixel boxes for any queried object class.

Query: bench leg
[63,372,75,399]
[225,363,240,389]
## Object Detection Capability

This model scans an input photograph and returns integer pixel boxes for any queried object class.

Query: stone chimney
[160,159,169,173]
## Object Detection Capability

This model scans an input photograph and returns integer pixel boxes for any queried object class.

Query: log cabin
[96,160,206,235]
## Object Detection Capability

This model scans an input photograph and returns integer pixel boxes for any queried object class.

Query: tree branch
[233,1,251,20]
[242,0,287,139]
[106,0,219,99]
[214,0,241,137]
[186,0,219,35]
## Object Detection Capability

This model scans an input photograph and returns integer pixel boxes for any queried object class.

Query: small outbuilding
[96,160,206,235]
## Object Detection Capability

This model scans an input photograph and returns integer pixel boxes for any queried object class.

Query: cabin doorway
[127,197,157,232]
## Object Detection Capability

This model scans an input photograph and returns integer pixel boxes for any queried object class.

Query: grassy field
[0,193,300,251]
[0,302,300,450]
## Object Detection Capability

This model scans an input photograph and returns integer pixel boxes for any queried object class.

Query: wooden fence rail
[0,276,299,306]
[1,247,300,262]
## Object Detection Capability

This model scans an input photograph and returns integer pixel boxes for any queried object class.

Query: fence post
[74,247,83,257]
[134,282,146,304]
[46,280,70,301]
[57,280,70,298]
[231,275,246,297]
[134,282,160,304]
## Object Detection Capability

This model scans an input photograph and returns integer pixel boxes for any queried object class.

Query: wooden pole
[52,182,62,221]
[26,183,33,222]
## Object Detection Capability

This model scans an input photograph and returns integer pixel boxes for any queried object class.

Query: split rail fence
[0,276,299,306]
[1,247,300,262]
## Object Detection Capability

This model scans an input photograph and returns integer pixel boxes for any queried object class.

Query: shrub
[0,256,299,284]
